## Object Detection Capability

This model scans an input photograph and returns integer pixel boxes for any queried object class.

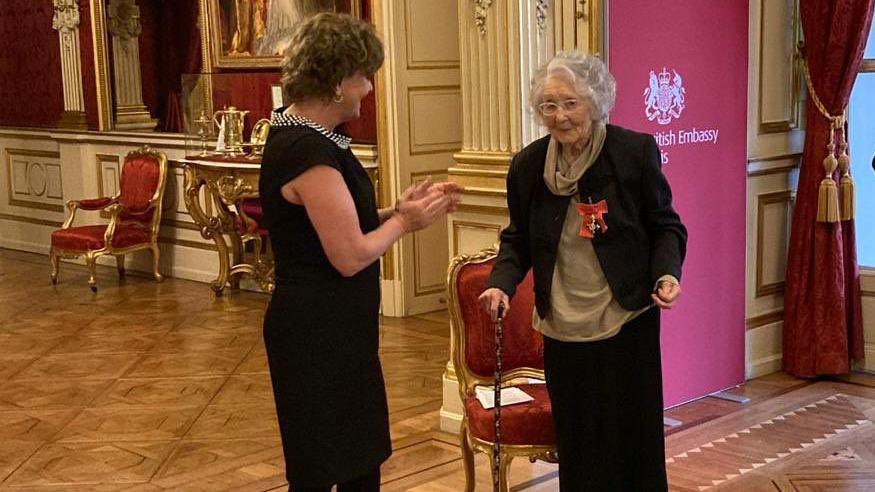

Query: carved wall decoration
[474,0,494,34]
[536,0,550,33]
[5,149,64,212]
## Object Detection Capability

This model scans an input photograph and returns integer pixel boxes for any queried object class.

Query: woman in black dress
[259,13,461,492]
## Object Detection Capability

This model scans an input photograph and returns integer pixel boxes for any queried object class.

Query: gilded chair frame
[50,146,169,291]
[447,247,558,492]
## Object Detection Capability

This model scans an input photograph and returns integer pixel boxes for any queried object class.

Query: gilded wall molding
[407,86,463,155]
[745,310,784,330]
[371,0,393,280]
[452,220,502,257]
[90,0,114,131]
[755,190,793,298]
[411,170,451,296]
[757,0,803,134]
[0,213,62,228]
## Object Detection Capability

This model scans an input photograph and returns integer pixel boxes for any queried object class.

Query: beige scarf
[543,121,606,196]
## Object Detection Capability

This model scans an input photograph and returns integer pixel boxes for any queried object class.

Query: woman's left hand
[652,281,681,309]
[396,179,464,214]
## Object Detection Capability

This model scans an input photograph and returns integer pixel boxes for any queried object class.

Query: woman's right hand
[478,288,510,321]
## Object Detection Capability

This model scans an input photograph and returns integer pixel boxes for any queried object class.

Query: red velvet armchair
[447,247,557,492]
[50,146,168,292]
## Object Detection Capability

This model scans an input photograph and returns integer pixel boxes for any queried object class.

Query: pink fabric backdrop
[608,0,748,407]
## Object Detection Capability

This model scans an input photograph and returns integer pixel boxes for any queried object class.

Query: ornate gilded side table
[179,156,274,295]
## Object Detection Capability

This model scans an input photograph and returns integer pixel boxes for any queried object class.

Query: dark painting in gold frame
[202,0,360,69]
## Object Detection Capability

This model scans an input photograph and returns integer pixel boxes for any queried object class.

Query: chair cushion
[51,224,152,251]
[465,384,556,445]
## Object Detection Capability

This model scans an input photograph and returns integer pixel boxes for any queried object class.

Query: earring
[333,93,344,103]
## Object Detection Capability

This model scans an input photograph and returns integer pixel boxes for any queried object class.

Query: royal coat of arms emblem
[644,68,685,125]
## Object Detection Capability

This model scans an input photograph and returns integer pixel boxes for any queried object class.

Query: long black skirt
[543,307,668,492]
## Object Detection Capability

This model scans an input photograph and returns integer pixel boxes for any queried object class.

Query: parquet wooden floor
[0,248,873,491]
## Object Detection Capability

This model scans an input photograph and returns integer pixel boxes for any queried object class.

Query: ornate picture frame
[201,0,360,69]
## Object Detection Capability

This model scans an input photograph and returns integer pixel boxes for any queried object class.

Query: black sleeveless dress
[258,111,391,487]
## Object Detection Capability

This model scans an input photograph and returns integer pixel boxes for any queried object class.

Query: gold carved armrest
[62,197,118,229]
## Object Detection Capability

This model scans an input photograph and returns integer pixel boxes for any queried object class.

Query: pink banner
[608,0,748,407]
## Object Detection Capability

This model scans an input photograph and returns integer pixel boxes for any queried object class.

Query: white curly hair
[530,51,616,122]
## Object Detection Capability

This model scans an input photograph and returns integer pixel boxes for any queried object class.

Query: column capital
[108,0,142,40]
[52,0,80,33]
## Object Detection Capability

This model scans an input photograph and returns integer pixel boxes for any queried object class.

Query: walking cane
[492,302,505,492]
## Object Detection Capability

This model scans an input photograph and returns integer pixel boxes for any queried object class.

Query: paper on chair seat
[475,386,535,409]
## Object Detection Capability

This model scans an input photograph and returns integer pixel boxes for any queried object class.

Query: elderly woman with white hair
[479,52,688,490]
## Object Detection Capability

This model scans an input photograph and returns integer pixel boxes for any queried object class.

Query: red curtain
[138,1,202,132]
[783,0,874,377]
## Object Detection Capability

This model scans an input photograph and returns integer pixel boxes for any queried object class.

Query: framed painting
[202,0,361,69]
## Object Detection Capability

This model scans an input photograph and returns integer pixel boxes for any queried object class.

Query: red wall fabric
[783,0,874,377]
[0,2,64,128]
[339,88,377,144]
[212,72,282,138]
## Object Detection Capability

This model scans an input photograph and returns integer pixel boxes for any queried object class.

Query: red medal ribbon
[577,200,608,238]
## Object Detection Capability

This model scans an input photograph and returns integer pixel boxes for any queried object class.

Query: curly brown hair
[280,13,384,103]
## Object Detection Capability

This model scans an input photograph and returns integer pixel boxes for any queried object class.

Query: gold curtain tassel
[840,172,855,221]
[817,152,840,223]
[838,135,855,221]
[839,153,857,220]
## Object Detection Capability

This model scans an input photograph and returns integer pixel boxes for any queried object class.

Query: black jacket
[486,124,688,318]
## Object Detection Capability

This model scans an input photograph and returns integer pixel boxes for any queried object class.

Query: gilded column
[453,0,522,174]
[448,0,557,255]
[52,0,88,129]
[108,0,158,131]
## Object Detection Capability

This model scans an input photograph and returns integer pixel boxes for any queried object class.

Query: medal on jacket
[577,198,608,238]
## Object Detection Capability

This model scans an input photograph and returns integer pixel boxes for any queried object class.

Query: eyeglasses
[538,98,582,116]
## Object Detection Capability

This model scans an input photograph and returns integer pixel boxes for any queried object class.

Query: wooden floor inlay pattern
[1,249,875,491]
[666,394,872,491]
